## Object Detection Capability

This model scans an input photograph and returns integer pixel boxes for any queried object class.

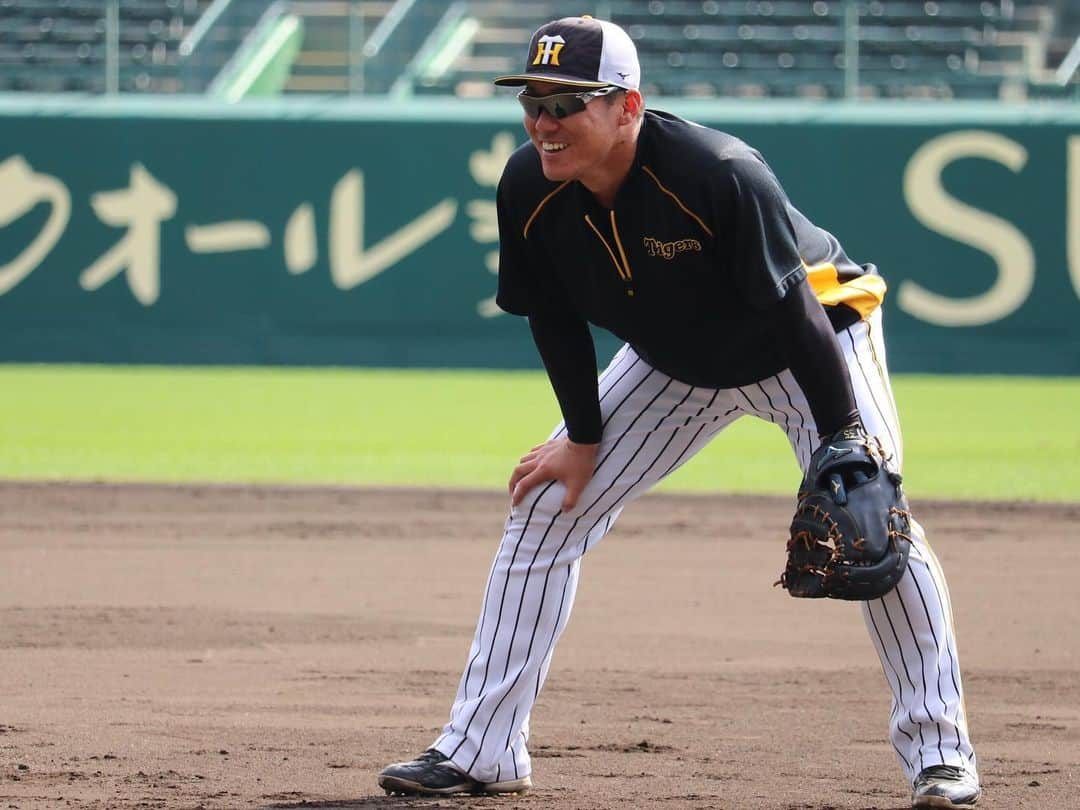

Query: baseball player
[379,16,980,809]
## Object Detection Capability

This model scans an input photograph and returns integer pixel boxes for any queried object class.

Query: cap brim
[493,73,611,88]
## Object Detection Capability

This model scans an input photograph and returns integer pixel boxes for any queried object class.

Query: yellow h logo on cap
[532,34,565,66]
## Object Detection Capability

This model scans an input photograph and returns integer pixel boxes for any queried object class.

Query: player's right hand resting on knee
[509,437,600,512]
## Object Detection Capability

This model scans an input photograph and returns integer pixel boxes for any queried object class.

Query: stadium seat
[0,0,211,93]
[0,0,1075,99]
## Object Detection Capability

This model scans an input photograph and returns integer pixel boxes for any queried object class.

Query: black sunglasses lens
[518,95,540,118]
[518,92,586,119]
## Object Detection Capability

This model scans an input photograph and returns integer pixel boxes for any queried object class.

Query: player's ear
[619,90,643,123]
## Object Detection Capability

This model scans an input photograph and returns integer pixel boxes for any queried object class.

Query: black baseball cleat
[911,764,981,808]
[378,749,531,796]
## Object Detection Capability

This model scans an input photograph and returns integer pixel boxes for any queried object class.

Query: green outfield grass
[0,365,1076,502]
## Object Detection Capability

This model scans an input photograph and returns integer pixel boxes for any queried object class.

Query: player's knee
[509,480,566,521]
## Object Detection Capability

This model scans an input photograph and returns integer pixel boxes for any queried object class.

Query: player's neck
[581,122,642,209]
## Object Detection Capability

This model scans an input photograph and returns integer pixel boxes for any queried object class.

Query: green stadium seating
[0,0,1075,99]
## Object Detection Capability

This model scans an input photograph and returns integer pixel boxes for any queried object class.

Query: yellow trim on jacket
[804,261,886,319]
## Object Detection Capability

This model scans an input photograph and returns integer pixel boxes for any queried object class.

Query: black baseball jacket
[495,110,885,443]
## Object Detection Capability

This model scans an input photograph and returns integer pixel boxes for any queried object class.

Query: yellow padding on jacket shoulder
[804,261,886,320]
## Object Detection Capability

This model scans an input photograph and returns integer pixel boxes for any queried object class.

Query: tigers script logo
[643,236,702,260]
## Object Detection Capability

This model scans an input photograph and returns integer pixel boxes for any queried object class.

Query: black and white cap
[493,16,640,90]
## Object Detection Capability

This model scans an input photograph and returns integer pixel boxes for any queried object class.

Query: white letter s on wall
[900,130,1035,326]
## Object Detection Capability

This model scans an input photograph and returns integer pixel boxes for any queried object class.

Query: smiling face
[522,80,643,205]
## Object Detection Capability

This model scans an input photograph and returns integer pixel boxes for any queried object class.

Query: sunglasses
[517,85,622,119]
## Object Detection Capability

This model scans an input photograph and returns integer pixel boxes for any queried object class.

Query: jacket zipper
[584,212,635,296]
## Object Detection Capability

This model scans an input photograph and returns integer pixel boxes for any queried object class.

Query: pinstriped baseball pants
[431,309,977,786]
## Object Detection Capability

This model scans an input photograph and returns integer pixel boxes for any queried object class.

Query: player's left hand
[509,437,600,512]
[779,424,911,600]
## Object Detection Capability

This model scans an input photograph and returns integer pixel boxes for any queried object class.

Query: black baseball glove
[778,424,912,600]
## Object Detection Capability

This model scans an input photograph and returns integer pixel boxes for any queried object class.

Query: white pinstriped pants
[432,310,977,786]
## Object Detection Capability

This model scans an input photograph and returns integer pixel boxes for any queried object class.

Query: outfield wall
[1,97,1077,374]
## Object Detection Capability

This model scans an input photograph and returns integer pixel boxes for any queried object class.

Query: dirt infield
[1,482,1077,809]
